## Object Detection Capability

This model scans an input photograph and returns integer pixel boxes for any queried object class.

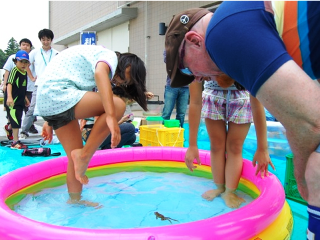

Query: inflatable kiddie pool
[0,147,292,239]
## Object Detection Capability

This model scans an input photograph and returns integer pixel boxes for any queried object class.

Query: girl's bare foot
[221,188,245,208]
[202,183,225,201]
[67,192,102,208]
[67,196,102,209]
[71,149,90,184]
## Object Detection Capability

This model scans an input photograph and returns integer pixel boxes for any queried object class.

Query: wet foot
[221,191,245,208]
[71,149,89,185]
[67,198,103,209]
[202,188,225,201]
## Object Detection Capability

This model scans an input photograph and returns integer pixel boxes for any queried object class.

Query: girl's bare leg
[54,119,87,202]
[202,119,227,201]
[71,93,126,184]
[221,122,250,208]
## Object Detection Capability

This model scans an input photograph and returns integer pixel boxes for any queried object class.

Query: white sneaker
[20,132,29,139]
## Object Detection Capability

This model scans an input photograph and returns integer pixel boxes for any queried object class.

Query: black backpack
[22,147,61,157]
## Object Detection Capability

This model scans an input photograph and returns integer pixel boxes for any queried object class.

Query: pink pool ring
[0,147,286,239]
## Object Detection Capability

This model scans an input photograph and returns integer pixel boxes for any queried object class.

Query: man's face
[40,37,52,48]
[180,40,234,88]
[179,40,222,81]
[20,42,31,53]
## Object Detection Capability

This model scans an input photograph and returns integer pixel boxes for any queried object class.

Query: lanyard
[41,48,52,66]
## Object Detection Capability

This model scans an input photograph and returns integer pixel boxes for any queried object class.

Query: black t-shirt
[5,66,27,108]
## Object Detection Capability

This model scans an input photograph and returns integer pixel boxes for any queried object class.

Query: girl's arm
[250,95,275,177]
[185,80,203,171]
[94,62,120,148]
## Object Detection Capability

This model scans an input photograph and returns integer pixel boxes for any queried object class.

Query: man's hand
[25,98,30,107]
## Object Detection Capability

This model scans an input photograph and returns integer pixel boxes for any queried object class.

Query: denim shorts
[42,106,76,130]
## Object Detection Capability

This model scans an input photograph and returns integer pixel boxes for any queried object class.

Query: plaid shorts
[201,89,253,124]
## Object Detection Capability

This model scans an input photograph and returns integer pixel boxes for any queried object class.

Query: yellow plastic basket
[139,124,184,147]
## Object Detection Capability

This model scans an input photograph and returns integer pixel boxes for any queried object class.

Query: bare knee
[226,139,243,155]
[113,96,126,120]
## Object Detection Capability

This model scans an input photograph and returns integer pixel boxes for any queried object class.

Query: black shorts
[6,106,23,128]
[42,106,76,130]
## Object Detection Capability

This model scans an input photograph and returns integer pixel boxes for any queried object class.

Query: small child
[4,50,30,149]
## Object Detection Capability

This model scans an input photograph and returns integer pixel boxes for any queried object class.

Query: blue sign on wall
[80,31,96,45]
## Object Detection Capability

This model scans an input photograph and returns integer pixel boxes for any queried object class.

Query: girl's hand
[42,121,53,143]
[252,149,275,178]
[185,146,201,172]
[145,92,154,99]
[106,115,121,148]
[79,119,87,131]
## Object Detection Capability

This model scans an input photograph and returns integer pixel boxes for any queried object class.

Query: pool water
[184,121,308,239]
[14,172,254,229]
[0,126,308,239]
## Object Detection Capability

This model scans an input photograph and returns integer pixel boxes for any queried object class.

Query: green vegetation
[0,38,20,69]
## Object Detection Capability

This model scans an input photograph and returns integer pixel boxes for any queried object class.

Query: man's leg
[175,87,189,127]
[306,149,320,239]
[21,86,37,136]
[100,123,136,149]
[24,91,32,114]
[162,85,178,121]
[256,61,320,202]
[256,61,320,238]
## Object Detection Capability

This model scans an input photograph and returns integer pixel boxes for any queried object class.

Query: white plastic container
[243,121,291,160]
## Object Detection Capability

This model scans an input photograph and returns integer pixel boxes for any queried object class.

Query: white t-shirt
[29,47,59,84]
[35,45,118,116]
[3,54,35,92]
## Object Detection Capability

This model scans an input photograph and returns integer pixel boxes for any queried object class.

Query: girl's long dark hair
[115,52,148,111]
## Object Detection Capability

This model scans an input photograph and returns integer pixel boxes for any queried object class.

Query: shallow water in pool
[0,126,308,239]
[14,172,254,229]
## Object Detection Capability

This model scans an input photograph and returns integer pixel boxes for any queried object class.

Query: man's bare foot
[221,189,245,208]
[71,149,90,184]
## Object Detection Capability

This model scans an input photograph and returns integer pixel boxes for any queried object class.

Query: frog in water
[154,212,179,224]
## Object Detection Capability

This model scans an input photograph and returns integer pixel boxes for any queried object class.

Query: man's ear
[185,31,203,47]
